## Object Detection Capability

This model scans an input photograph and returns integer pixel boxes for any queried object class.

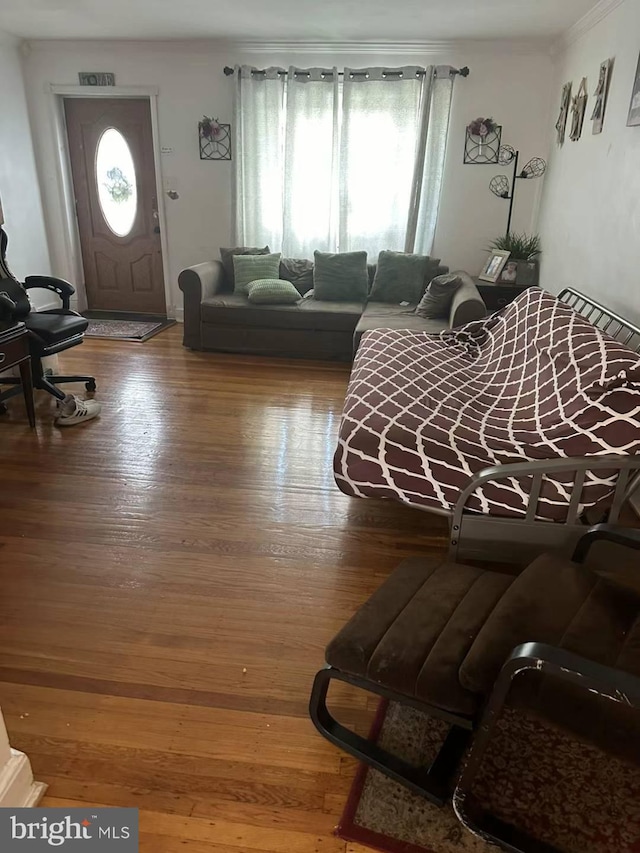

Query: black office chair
[0,226,96,407]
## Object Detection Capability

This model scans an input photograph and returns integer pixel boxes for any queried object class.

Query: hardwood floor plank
[0,327,448,851]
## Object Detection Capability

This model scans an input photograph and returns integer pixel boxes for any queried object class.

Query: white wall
[538,0,640,323]
[23,39,553,316]
[0,31,52,306]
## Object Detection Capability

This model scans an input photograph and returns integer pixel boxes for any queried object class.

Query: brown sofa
[178,258,486,360]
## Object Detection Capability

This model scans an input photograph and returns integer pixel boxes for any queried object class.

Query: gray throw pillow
[415,273,463,318]
[369,250,431,304]
[313,251,369,302]
[220,245,270,288]
[279,258,315,295]
[233,253,282,295]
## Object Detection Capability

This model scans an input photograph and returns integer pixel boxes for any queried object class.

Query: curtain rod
[223,65,469,78]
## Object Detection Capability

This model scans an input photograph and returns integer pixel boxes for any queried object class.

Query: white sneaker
[56,394,102,426]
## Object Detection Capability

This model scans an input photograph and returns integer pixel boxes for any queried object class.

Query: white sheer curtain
[339,67,427,255]
[233,66,285,249]
[283,68,339,257]
[412,71,454,255]
[233,64,454,258]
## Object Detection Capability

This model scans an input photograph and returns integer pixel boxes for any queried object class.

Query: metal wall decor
[489,145,547,237]
[464,117,502,164]
[198,116,231,161]
[79,72,115,86]
[592,58,614,134]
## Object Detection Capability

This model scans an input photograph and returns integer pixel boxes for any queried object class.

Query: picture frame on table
[627,52,640,127]
[478,250,510,283]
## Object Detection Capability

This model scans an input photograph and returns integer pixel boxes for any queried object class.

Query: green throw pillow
[247,279,301,305]
[313,251,369,302]
[369,250,431,304]
[220,245,270,287]
[233,253,282,295]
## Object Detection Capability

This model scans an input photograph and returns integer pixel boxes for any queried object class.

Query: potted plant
[488,232,541,286]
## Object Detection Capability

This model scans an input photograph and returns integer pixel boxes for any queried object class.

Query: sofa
[334,286,640,561]
[178,256,486,360]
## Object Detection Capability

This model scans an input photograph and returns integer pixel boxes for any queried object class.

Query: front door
[65,98,166,314]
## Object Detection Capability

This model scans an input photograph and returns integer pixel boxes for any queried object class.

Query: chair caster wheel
[85,380,97,392]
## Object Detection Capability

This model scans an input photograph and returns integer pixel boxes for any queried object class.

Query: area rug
[337,701,640,853]
[83,314,175,342]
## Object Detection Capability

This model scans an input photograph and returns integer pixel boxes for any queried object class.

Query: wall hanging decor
[198,116,232,160]
[627,52,640,127]
[464,117,502,164]
[555,82,572,145]
[592,59,614,134]
[79,72,115,86]
[569,78,588,141]
[489,145,547,238]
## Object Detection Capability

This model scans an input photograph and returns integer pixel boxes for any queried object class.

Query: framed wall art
[627,52,640,127]
[569,78,588,141]
[555,81,572,145]
[591,58,614,134]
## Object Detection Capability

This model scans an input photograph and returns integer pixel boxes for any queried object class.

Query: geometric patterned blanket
[334,288,640,519]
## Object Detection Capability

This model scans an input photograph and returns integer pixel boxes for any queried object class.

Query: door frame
[47,84,173,316]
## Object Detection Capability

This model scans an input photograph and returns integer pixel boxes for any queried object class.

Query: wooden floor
[0,325,449,852]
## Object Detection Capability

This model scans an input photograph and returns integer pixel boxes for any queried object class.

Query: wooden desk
[0,323,36,428]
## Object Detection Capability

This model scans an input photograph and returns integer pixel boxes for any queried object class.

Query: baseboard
[0,749,47,808]
[172,306,184,322]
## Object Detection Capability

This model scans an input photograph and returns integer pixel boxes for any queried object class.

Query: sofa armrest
[449,272,486,329]
[178,260,226,349]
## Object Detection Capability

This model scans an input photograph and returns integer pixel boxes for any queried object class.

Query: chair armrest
[455,641,640,838]
[572,523,640,563]
[500,642,640,706]
[178,260,226,349]
[24,275,75,310]
[448,272,486,329]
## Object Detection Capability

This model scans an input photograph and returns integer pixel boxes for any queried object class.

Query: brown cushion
[460,552,640,698]
[220,245,270,288]
[326,558,514,717]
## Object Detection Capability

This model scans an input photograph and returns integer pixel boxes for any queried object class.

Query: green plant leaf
[488,232,541,260]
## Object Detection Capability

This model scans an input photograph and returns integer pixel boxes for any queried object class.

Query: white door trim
[0,709,46,808]
[46,84,174,317]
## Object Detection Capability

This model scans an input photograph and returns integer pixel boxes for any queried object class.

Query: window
[234,66,453,258]
[95,128,137,237]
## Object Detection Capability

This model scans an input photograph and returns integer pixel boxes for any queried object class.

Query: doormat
[83,313,175,342]
[337,701,640,853]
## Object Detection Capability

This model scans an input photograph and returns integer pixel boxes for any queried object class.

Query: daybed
[334,287,640,561]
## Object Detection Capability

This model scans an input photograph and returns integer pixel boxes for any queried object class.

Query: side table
[473,279,531,312]
[0,322,36,428]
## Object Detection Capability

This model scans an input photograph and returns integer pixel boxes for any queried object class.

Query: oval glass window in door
[95,128,138,237]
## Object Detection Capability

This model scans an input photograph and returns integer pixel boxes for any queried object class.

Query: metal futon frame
[445,287,640,563]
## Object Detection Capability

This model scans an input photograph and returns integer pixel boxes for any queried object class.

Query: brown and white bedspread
[334,288,640,519]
